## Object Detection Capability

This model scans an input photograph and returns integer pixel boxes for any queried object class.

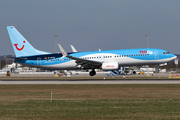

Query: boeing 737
[7,26,177,76]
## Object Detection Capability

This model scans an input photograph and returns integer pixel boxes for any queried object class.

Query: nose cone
[170,54,177,60]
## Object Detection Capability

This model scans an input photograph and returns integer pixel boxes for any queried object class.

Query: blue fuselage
[14,48,176,70]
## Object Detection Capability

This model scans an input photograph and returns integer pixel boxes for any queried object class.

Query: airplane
[7,26,177,76]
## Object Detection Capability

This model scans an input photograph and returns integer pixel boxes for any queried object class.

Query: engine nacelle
[102,62,119,70]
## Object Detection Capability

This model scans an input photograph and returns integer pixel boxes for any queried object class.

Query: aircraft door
[154,51,159,59]
[98,55,102,61]
[37,57,41,66]
[98,55,106,62]
[102,55,106,61]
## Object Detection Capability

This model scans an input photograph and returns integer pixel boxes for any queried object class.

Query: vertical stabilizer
[7,26,49,57]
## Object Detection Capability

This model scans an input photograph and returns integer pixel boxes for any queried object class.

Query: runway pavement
[1,80,180,84]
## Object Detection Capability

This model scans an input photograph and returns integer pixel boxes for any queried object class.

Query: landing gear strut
[89,70,96,76]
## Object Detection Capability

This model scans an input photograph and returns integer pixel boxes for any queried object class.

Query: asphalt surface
[1,80,180,84]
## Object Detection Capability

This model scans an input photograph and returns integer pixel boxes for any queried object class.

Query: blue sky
[1,0,180,55]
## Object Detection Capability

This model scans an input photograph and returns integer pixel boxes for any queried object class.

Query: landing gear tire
[89,71,96,76]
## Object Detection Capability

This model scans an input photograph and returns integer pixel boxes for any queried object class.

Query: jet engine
[102,62,119,70]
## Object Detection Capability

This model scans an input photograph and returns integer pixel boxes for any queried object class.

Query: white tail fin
[70,45,77,52]
[58,44,68,56]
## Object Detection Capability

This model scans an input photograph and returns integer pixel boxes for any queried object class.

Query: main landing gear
[89,70,96,76]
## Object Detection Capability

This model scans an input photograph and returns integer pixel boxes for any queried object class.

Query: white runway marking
[0,80,180,84]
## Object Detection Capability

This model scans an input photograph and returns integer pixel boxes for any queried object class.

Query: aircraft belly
[118,57,173,66]
[19,60,78,70]
[42,61,77,70]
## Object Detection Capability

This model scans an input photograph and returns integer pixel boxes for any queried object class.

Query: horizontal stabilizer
[6,56,27,60]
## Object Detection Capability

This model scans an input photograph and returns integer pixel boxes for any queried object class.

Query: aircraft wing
[58,44,102,68]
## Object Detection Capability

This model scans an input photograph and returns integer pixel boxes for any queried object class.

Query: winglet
[58,44,68,56]
[70,45,77,52]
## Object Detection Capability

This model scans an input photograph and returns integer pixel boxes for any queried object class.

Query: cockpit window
[163,52,170,54]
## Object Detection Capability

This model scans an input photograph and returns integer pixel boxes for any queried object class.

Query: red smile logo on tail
[14,41,25,51]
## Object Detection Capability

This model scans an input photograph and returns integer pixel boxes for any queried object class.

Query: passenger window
[163,52,170,54]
